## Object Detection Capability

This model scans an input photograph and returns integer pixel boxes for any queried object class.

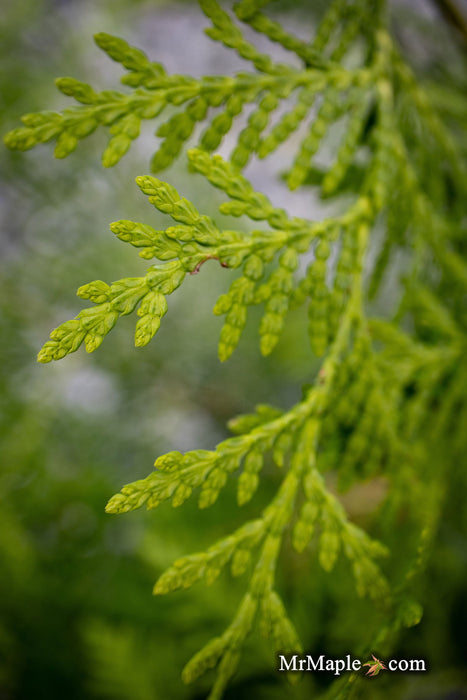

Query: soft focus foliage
[1,1,467,699]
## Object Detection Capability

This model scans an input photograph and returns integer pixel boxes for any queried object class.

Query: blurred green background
[1,1,466,698]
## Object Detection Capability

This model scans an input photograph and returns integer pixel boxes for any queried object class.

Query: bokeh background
[1,1,466,698]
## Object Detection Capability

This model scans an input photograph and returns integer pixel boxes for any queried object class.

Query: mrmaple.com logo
[278,653,427,676]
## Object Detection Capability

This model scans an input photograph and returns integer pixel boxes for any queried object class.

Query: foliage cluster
[4,1,467,698]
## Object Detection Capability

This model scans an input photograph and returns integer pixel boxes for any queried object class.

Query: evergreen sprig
[5,1,466,699]
[4,0,373,174]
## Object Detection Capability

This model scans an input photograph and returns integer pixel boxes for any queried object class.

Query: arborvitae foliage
[5,1,467,698]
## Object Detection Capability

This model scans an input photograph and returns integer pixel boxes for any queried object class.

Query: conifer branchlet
[5,1,466,698]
